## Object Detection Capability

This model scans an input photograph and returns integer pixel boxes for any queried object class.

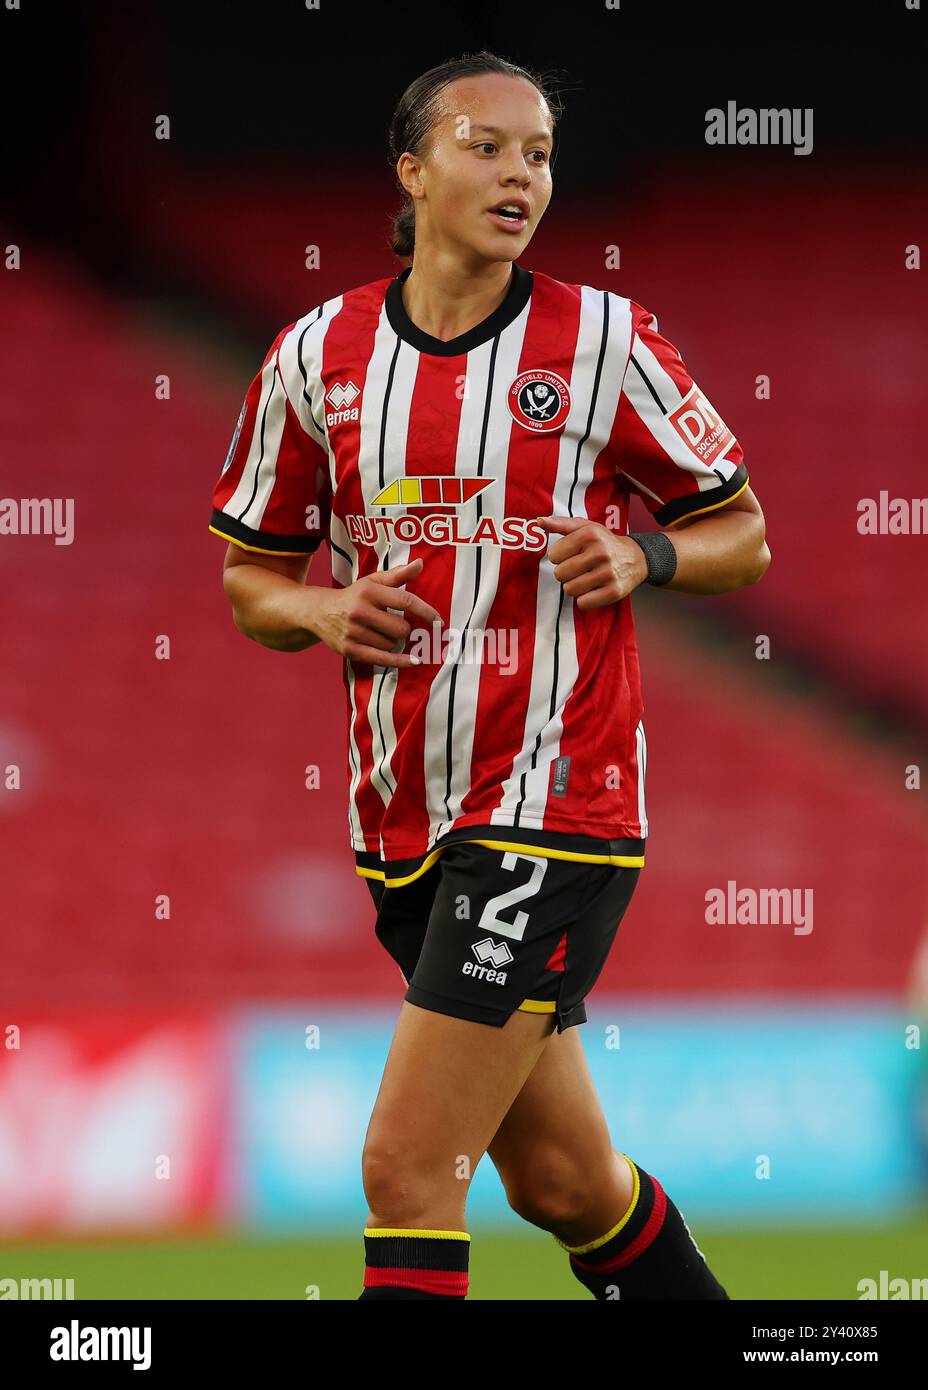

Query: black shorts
[365,841,640,1032]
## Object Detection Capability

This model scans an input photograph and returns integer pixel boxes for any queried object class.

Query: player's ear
[396,151,422,200]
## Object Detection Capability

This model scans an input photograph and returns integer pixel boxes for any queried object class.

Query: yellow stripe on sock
[363,1227,471,1241]
[552,1153,641,1254]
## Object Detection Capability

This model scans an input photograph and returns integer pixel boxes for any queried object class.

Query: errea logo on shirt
[325,380,361,426]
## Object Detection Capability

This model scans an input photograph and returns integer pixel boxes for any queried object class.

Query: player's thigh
[363,999,556,1183]
[364,864,438,984]
[487,1026,616,1211]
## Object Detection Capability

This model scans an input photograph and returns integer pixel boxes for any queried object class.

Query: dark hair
[387,51,567,261]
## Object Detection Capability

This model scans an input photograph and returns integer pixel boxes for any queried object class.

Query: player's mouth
[486,199,529,233]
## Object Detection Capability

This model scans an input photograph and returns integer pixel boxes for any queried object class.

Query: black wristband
[628,531,677,586]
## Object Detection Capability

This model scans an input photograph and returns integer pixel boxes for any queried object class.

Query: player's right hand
[310,558,442,668]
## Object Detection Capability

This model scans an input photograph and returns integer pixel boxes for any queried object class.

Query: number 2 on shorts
[475,852,548,942]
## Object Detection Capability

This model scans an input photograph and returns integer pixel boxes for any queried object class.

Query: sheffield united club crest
[507,370,571,433]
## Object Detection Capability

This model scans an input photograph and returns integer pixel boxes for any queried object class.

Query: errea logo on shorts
[462,937,513,986]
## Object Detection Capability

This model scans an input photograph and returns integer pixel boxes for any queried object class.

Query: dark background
[5,0,925,301]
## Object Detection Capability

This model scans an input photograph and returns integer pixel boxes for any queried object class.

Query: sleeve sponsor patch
[668,384,736,468]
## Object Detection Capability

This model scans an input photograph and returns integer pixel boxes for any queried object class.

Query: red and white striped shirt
[210,263,748,886]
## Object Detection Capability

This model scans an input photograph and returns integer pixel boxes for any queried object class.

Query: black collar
[385,262,534,356]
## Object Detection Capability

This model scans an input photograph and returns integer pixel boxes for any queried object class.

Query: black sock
[358,1228,470,1299]
[556,1155,729,1300]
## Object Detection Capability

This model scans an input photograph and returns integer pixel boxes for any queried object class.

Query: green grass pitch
[3,1211,927,1300]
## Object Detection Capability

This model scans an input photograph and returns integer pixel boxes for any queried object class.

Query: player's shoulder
[275,270,396,351]
[529,268,655,332]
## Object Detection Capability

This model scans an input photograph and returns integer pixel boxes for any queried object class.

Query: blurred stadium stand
[2,216,926,1011]
[3,6,927,1247]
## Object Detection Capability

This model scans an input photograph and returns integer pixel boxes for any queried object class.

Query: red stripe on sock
[363,1266,468,1296]
[571,1173,668,1274]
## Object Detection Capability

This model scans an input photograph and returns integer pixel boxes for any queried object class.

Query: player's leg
[359,840,589,1299]
[488,1025,633,1244]
[359,999,556,1298]
[487,1026,729,1300]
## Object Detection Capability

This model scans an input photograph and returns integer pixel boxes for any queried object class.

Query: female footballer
[210,51,770,1300]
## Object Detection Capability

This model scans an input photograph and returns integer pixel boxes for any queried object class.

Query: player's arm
[220,543,442,667]
[540,487,769,608]
[595,300,768,598]
[648,482,770,594]
[210,325,441,667]
[540,300,771,606]
[221,543,320,651]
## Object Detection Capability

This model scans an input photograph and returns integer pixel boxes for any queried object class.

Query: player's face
[412,74,554,263]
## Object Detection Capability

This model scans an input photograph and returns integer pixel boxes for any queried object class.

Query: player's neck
[400,252,515,344]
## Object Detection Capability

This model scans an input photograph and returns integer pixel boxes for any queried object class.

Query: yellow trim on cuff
[517,998,557,1014]
[208,523,315,558]
[355,837,645,888]
[363,1227,471,1241]
[553,1154,640,1254]
[665,474,749,528]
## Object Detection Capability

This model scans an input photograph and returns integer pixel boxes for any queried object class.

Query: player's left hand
[536,515,650,609]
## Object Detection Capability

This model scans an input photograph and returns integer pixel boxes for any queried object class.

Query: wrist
[294,585,330,646]
[627,530,678,587]
[629,544,650,590]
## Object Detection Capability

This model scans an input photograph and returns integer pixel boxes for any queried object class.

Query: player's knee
[502,1147,598,1231]
[361,1138,444,1225]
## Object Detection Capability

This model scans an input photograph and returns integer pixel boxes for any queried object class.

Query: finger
[546,531,591,565]
[375,558,424,585]
[351,619,407,648]
[356,605,411,641]
[349,644,422,670]
[397,591,443,626]
[536,515,591,534]
[561,568,615,599]
[369,584,442,626]
[574,586,620,610]
[553,552,602,584]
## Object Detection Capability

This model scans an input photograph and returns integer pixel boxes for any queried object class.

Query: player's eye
[474,142,549,164]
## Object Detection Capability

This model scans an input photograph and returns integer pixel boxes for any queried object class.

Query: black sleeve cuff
[654,463,749,528]
[208,508,324,555]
